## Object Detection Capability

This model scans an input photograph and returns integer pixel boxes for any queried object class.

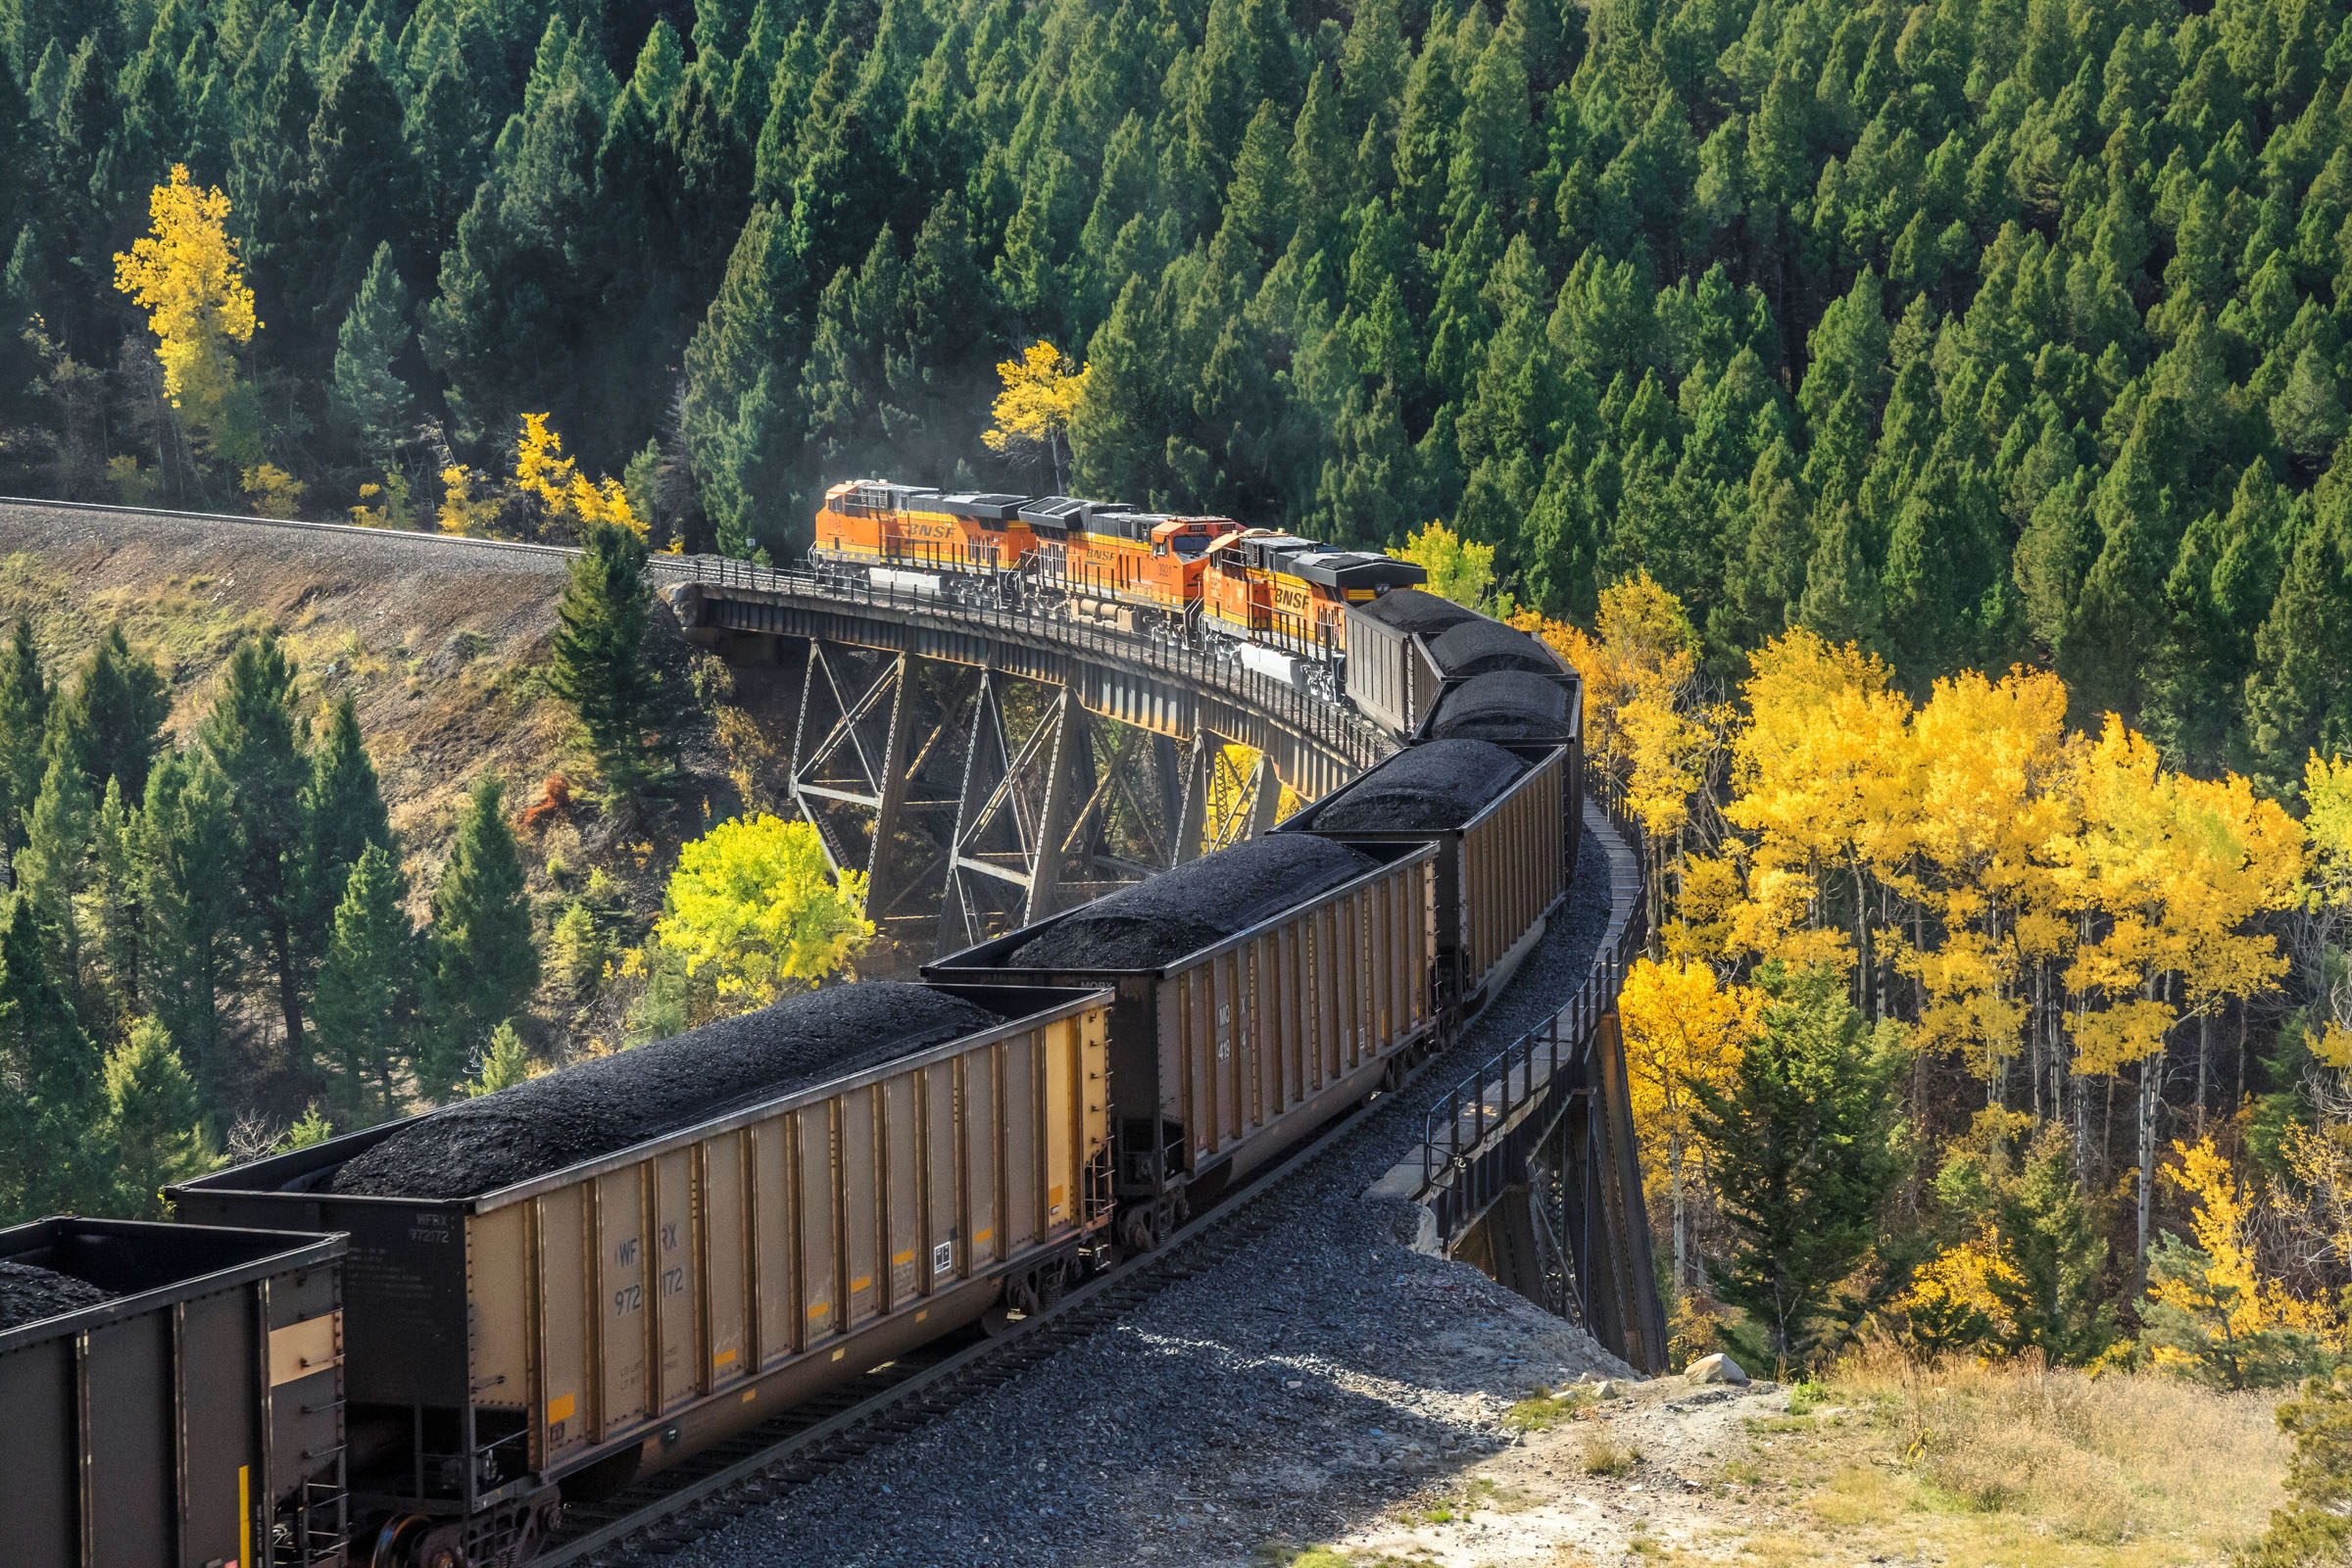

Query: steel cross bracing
[670,559,1385,956]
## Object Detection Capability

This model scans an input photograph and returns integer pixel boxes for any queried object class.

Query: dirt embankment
[0,504,805,873]
[0,504,806,1101]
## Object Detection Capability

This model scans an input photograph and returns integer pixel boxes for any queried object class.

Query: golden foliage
[347,472,414,530]
[514,413,643,538]
[2152,1137,2337,1355]
[1516,570,1713,842]
[1620,956,1758,1164]
[984,340,1089,484]
[240,462,305,518]
[436,465,500,536]
[112,166,258,459]
[652,814,872,1007]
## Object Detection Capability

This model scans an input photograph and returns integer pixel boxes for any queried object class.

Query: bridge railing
[1416,771,1649,1236]
[655,552,1395,767]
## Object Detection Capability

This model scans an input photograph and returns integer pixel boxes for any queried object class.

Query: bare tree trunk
[2196,1009,2210,1136]
[1671,1134,1688,1292]
[2137,1049,2162,1284]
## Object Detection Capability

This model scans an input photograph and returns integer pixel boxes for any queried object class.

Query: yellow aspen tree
[653,814,872,1018]
[2165,770,2303,1132]
[1391,520,1511,615]
[1903,668,2078,1100]
[2150,1137,2335,1361]
[983,340,1089,491]
[2062,717,2185,1272]
[2298,753,2352,1062]
[1726,629,1918,992]
[1519,574,1723,940]
[514,413,643,538]
[113,165,261,466]
[240,463,305,518]
[437,466,500,535]
[1619,956,1761,1291]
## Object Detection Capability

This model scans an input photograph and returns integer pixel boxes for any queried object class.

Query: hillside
[0,502,806,1102]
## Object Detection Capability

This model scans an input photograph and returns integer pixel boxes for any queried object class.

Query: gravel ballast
[673,825,1623,1568]
[329,984,999,1199]
[1430,670,1574,741]
[0,1258,115,1331]
[1005,835,1376,970]
[1309,740,1529,831]
[1354,588,1480,637]
[1426,619,1558,677]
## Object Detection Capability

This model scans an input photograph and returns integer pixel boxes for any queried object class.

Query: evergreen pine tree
[199,632,313,1058]
[136,754,240,1115]
[98,1015,214,1217]
[1796,504,1885,652]
[466,1018,537,1096]
[681,201,807,559]
[0,895,104,1216]
[331,241,418,466]
[56,625,169,802]
[546,521,671,808]
[84,774,138,1026]
[421,776,538,1100]
[1687,965,1908,1373]
[1987,1132,2114,1365]
[0,617,49,851]
[312,840,415,1125]
[15,747,92,991]
[300,694,392,952]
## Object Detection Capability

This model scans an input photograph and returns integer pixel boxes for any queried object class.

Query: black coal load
[1427,618,1559,677]
[329,983,999,1200]
[1006,835,1377,970]
[0,1258,115,1331]
[1430,670,1573,741]
[1312,740,1529,832]
[1355,587,1480,637]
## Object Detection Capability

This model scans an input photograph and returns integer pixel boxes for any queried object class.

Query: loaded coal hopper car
[170,981,1112,1568]
[927,835,1439,1251]
[1,1215,348,1568]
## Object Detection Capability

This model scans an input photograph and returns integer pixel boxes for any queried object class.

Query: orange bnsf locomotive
[810,480,1425,674]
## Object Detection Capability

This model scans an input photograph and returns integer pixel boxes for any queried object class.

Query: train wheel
[370,1517,430,1568]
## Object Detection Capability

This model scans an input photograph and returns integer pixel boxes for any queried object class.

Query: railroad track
[542,1018,1496,1566]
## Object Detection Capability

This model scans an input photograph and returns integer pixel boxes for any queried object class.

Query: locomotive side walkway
[665,821,1637,1568]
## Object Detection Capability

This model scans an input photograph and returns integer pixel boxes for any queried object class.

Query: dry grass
[1580,1429,1643,1476]
[1807,1345,2289,1561]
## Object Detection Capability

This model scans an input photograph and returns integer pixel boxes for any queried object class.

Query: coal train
[809,480,1433,691]
[3,504,1584,1568]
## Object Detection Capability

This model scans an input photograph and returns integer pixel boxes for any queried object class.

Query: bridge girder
[683,579,1382,958]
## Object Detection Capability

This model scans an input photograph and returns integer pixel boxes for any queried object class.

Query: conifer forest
[30,0,2352,1528]
[0,0,2342,785]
